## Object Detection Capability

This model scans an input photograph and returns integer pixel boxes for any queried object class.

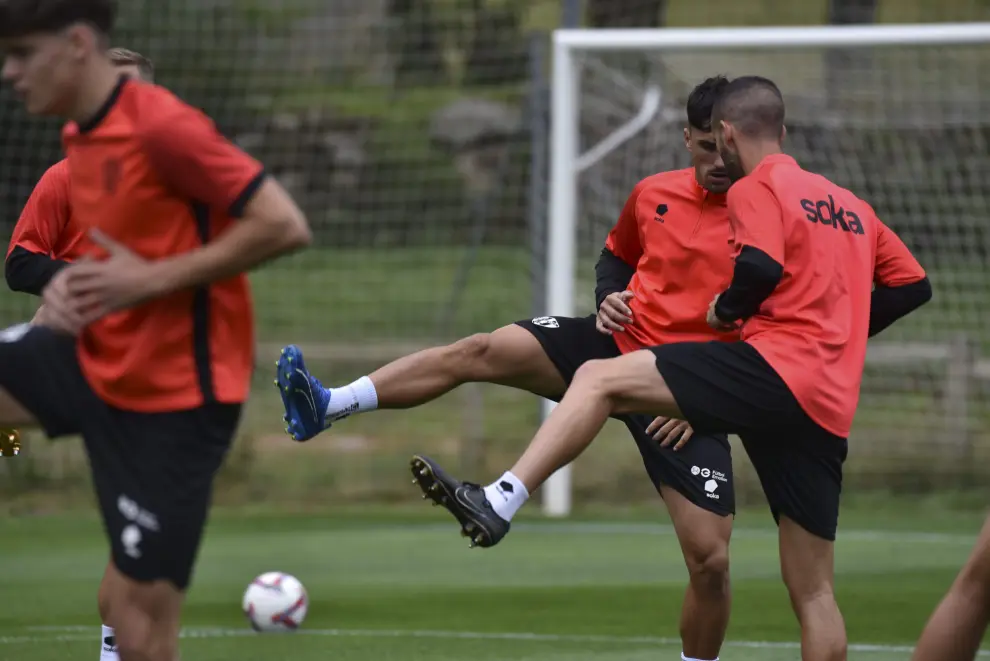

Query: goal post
[540,22,990,518]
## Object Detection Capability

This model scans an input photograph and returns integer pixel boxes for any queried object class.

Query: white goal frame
[541,22,990,517]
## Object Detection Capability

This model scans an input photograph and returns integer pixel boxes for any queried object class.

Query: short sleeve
[7,160,71,258]
[727,178,785,264]
[140,100,266,217]
[604,180,646,266]
[874,219,926,287]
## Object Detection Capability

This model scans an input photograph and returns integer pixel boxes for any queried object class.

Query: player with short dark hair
[6,47,155,297]
[0,2,312,661]
[279,76,738,660]
[4,44,155,661]
[409,75,932,661]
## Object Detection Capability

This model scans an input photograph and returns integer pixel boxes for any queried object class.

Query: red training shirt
[728,154,927,438]
[62,77,266,412]
[605,167,739,354]
[7,159,88,261]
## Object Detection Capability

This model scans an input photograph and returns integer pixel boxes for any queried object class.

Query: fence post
[943,333,974,472]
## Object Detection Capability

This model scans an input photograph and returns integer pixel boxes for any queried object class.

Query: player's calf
[277,325,565,441]
[101,568,182,661]
[778,517,846,661]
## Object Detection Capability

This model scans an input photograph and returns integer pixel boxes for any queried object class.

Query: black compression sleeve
[869,277,932,337]
[714,246,784,323]
[594,247,636,310]
[5,247,69,296]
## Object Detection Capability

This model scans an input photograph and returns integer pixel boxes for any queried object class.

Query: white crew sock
[682,654,717,661]
[482,471,529,521]
[326,376,378,420]
[100,625,118,661]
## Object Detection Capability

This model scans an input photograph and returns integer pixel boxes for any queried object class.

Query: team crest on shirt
[531,316,559,328]
[102,157,122,195]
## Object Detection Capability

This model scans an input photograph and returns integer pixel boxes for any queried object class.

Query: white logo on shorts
[690,465,701,476]
[705,479,719,499]
[700,468,711,478]
[121,524,143,559]
[0,323,31,343]
[532,316,559,328]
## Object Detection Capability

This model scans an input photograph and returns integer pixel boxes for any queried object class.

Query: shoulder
[124,83,216,145]
[32,159,70,195]
[727,174,773,204]
[636,168,694,193]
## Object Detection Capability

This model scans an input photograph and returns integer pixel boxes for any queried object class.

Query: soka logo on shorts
[531,316,559,328]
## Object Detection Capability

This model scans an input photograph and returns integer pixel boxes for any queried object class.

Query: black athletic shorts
[515,315,734,517]
[0,324,240,589]
[652,340,848,541]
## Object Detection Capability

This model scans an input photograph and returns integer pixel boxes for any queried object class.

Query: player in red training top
[410,76,932,661]
[4,45,159,661]
[277,77,737,660]
[0,3,312,661]
[5,48,154,299]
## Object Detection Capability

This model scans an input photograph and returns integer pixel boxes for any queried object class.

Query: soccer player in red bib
[409,76,932,661]
[0,2,312,660]
[4,46,154,661]
[279,77,739,660]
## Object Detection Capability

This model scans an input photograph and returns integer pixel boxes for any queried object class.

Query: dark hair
[109,47,154,82]
[686,75,730,132]
[0,0,116,39]
[711,75,785,139]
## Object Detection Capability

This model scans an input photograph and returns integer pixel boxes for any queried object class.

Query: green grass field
[1,505,988,661]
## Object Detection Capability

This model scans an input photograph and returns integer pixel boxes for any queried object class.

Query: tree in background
[586,0,666,27]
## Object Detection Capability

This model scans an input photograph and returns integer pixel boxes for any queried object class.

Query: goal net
[543,24,990,515]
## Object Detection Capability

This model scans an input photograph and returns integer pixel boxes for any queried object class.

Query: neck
[67,59,120,125]
[739,140,782,176]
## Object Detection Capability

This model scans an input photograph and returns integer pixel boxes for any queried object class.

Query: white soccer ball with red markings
[242,572,309,632]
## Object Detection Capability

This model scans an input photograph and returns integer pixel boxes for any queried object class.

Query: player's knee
[571,359,613,393]
[684,543,730,595]
[447,333,495,377]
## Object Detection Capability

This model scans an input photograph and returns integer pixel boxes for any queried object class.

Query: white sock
[100,625,118,661]
[681,654,717,661]
[482,471,529,521]
[326,376,378,421]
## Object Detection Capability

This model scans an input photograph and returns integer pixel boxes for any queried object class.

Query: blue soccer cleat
[275,345,332,442]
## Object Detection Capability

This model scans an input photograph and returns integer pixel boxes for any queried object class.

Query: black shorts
[515,315,734,516]
[652,340,848,541]
[0,324,239,589]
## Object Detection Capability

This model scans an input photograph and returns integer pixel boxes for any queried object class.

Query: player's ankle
[326,376,378,419]
[483,471,529,521]
[100,624,118,661]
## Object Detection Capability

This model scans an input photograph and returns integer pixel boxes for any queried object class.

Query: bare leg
[664,486,732,660]
[368,326,566,408]
[510,350,682,491]
[778,517,847,661]
[101,562,184,661]
[0,387,36,428]
[911,514,990,661]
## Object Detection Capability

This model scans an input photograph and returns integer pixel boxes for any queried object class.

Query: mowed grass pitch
[1,507,988,661]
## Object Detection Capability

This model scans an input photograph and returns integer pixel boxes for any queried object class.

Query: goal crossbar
[540,22,990,517]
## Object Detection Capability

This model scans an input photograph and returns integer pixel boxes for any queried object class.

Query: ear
[720,120,734,144]
[780,124,787,143]
[683,127,691,150]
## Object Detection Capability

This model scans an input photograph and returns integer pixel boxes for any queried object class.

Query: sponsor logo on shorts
[692,466,729,484]
[705,479,719,499]
[531,316,559,328]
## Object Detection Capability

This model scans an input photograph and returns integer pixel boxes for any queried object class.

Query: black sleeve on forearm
[5,247,70,296]
[868,277,932,337]
[714,246,784,323]
[595,247,636,310]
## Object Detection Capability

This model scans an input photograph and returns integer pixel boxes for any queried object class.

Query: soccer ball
[242,572,309,632]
